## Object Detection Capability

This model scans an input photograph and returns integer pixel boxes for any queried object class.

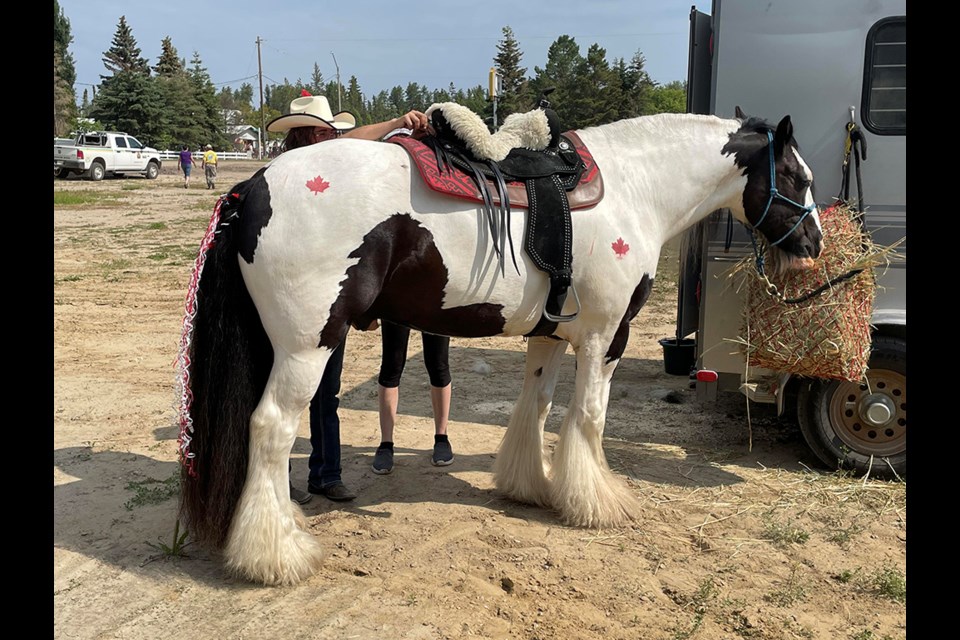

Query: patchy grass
[146,221,168,230]
[764,563,807,607]
[54,190,123,207]
[121,183,145,191]
[869,566,906,603]
[60,274,84,282]
[670,576,719,640]
[123,474,180,510]
[762,516,810,547]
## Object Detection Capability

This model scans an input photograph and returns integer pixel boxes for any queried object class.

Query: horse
[176,109,823,586]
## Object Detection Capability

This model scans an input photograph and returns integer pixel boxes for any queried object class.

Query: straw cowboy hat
[267,94,358,133]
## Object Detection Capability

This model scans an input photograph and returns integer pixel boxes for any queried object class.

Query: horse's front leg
[493,336,568,507]
[550,333,638,528]
[224,346,331,586]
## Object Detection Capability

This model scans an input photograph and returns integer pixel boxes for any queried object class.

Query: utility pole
[331,52,342,112]
[257,36,265,160]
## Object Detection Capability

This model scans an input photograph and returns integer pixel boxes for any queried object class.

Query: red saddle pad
[389,131,603,211]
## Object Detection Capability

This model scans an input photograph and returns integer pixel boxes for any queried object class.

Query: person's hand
[398,110,429,133]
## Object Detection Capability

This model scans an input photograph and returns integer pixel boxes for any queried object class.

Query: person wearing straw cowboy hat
[267,91,431,149]
[270,91,449,506]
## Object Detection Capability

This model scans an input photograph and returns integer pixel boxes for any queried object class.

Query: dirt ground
[54,160,906,640]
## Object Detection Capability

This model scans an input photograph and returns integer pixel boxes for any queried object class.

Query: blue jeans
[307,340,346,489]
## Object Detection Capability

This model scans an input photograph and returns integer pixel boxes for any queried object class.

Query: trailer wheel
[89,161,106,182]
[797,335,906,479]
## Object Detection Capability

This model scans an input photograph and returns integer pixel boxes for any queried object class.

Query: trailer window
[862,17,905,135]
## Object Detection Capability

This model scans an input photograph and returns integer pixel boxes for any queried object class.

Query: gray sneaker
[432,440,454,466]
[372,447,394,474]
[290,483,312,505]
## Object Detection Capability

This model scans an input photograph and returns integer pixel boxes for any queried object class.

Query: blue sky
[60,0,696,101]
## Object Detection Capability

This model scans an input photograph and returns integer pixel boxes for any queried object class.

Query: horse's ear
[734,106,747,119]
[773,115,793,156]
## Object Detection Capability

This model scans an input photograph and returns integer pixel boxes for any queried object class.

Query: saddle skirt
[389,131,604,211]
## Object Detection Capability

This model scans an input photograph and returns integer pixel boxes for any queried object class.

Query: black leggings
[378,320,451,388]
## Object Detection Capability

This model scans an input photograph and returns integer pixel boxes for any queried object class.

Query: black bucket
[659,337,696,376]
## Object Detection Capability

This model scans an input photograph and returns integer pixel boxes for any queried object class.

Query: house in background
[221,108,260,156]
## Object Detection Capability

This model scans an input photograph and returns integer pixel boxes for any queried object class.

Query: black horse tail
[178,173,273,550]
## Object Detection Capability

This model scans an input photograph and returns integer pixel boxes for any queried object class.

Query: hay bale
[736,203,896,382]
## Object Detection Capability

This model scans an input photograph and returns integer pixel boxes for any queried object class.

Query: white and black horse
[177,110,822,585]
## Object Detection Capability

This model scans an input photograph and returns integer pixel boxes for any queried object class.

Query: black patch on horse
[721,115,821,260]
[231,166,272,264]
[604,274,654,363]
[318,213,507,350]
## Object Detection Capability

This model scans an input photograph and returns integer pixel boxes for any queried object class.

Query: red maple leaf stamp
[611,237,630,258]
[306,175,330,194]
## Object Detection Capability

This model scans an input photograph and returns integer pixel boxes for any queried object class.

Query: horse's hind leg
[550,333,638,528]
[493,336,567,507]
[224,347,331,586]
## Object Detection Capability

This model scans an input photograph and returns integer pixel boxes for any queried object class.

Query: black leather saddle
[424,106,585,334]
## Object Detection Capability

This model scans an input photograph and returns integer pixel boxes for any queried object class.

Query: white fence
[158,150,257,161]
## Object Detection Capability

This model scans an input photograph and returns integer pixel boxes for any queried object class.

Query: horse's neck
[584,114,744,242]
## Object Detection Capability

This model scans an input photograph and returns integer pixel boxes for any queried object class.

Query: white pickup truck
[54,131,162,181]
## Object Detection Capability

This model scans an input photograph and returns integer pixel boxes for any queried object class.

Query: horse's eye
[796,177,812,190]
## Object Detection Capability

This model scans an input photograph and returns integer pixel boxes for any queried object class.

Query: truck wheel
[57,168,73,179]
[145,161,160,180]
[89,162,105,182]
[797,335,906,479]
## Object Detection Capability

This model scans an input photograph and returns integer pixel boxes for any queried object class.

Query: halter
[751,130,817,246]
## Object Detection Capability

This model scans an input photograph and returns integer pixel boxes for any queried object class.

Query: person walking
[201,144,218,190]
[266,92,433,504]
[177,145,193,189]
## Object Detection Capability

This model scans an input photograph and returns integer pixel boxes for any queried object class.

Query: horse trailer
[678,0,906,477]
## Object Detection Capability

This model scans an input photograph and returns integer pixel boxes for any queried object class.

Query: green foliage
[494,26,531,119]
[123,473,180,510]
[54,190,121,206]
[54,1,77,136]
[762,516,810,547]
[869,567,906,603]
[650,81,688,114]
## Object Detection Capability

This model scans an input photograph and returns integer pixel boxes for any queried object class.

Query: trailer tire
[797,335,906,479]
[89,161,106,182]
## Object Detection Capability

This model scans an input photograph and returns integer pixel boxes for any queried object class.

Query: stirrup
[542,284,580,323]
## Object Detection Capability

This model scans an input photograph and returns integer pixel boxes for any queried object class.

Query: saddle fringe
[425,102,551,162]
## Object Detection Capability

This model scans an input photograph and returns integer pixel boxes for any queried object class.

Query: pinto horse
[178,111,822,585]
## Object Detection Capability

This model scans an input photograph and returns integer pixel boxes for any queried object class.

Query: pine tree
[90,16,163,143]
[188,51,229,148]
[308,63,325,96]
[530,35,586,128]
[154,36,184,77]
[493,26,531,119]
[344,75,364,118]
[101,16,150,75]
[577,44,621,127]
[617,51,655,118]
[54,0,77,136]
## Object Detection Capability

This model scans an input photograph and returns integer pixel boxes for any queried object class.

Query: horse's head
[724,108,823,273]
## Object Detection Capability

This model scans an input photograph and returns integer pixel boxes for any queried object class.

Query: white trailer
[680,0,906,477]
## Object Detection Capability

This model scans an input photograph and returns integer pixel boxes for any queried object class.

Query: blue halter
[752,131,817,246]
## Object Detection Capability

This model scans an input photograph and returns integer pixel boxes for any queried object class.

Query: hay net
[734,202,900,382]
